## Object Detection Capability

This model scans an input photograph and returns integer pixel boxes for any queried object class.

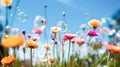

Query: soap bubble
[33,16,46,27]
[57,20,67,33]
[18,11,28,22]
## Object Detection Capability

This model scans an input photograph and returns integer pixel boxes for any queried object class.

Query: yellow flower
[1,34,24,48]
[88,19,101,29]
[51,26,61,34]
[1,55,16,66]
[1,0,12,6]
[44,44,51,50]
[26,40,38,48]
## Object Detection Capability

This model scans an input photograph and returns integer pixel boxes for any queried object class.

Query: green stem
[114,53,116,67]
[62,44,64,67]
[30,48,33,67]
[67,40,71,62]
[13,48,16,67]
[107,52,110,65]
[13,48,16,57]
[5,7,8,26]
[46,50,49,67]
[79,45,81,56]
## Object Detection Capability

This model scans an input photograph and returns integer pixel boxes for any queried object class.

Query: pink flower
[31,36,39,41]
[27,34,32,39]
[75,36,85,45]
[51,40,58,45]
[99,27,110,35]
[11,28,19,32]
[88,30,98,36]
[64,33,76,40]
[33,26,45,34]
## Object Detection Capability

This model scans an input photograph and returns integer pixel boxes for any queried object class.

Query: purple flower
[88,30,98,36]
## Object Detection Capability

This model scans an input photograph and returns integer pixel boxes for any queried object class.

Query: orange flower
[106,45,120,53]
[51,26,61,34]
[49,58,55,63]
[1,55,16,66]
[25,40,38,48]
[44,44,51,50]
[88,19,101,29]
[1,0,12,6]
[93,44,102,49]
[1,34,24,48]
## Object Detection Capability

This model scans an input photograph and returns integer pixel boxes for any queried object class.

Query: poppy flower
[88,19,101,29]
[25,41,38,48]
[1,34,24,48]
[88,30,98,36]
[75,36,85,45]
[49,58,55,63]
[1,0,12,6]
[106,44,120,53]
[1,55,16,66]
[44,44,51,50]
[51,26,61,34]
[64,33,76,40]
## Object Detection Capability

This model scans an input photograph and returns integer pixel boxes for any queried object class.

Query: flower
[106,42,120,53]
[44,44,51,50]
[41,58,48,63]
[11,28,19,32]
[88,19,101,29]
[49,58,55,63]
[26,41,38,48]
[106,44,120,53]
[1,0,12,6]
[99,27,110,35]
[1,56,16,66]
[93,44,102,49]
[51,26,61,34]
[31,36,39,41]
[33,26,45,34]
[75,36,85,45]
[51,40,58,44]
[1,34,24,48]
[88,30,98,36]
[27,34,32,39]
[64,33,76,40]
[71,38,76,43]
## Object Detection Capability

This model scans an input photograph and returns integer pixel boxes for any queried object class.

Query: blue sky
[8,0,120,34]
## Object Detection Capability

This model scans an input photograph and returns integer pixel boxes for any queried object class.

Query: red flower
[64,33,76,40]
